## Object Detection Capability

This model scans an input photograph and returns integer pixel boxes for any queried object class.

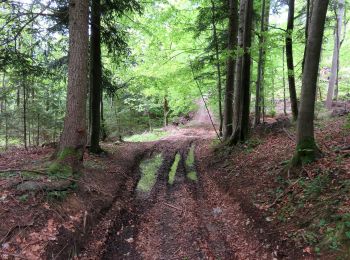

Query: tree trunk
[326,0,345,109]
[100,92,107,141]
[23,82,27,150]
[210,0,223,137]
[283,46,287,116]
[292,0,329,165]
[286,0,298,121]
[164,96,170,127]
[223,0,239,140]
[52,0,89,173]
[302,0,311,73]
[229,0,253,145]
[255,0,270,126]
[89,0,103,153]
[37,113,40,146]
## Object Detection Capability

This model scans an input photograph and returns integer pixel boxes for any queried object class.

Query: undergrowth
[273,169,350,257]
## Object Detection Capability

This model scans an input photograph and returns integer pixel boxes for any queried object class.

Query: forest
[0,0,350,259]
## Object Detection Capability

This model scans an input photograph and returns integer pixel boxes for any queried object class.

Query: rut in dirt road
[99,137,276,260]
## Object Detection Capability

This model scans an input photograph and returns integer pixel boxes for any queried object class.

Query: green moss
[185,145,195,169]
[187,171,198,181]
[168,153,181,185]
[48,162,73,179]
[57,147,79,161]
[291,137,320,166]
[137,153,163,193]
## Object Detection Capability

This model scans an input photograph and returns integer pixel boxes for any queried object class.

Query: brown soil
[1,115,348,259]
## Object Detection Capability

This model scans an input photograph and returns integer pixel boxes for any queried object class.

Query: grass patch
[137,153,163,193]
[168,153,181,185]
[185,145,195,169]
[125,129,169,142]
[187,171,198,181]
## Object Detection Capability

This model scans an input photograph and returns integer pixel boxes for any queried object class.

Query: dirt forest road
[77,124,288,260]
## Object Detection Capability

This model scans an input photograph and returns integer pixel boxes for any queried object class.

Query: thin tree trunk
[229,0,253,145]
[90,0,103,153]
[100,92,107,141]
[210,0,223,136]
[283,46,287,116]
[54,0,89,172]
[293,0,329,165]
[23,82,27,150]
[37,113,40,146]
[163,96,170,127]
[2,72,8,150]
[223,0,238,140]
[286,0,299,120]
[326,0,345,108]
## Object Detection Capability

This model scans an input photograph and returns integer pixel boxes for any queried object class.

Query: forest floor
[0,112,349,259]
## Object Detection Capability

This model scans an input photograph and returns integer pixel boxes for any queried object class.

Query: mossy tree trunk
[223,0,238,140]
[292,0,329,166]
[53,0,89,174]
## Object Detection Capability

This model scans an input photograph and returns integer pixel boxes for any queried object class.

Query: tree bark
[283,46,287,116]
[223,0,238,140]
[89,0,103,153]
[293,0,329,165]
[164,96,170,127]
[229,0,253,145]
[53,0,89,173]
[255,0,270,126]
[23,82,27,150]
[326,0,345,109]
[210,0,223,137]
[302,0,311,73]
[285,0,298,121]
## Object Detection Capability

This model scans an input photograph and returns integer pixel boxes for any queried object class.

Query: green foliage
[137,153,163,193]
[168,153,181,185]
[18,194,29,202]
[46,190,68,202]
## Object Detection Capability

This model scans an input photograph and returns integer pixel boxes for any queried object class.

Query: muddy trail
[75,126,296,260]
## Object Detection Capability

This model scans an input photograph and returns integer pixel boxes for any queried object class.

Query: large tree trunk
[52,0,89,173]
[292,0,329,165]
[89,0,103,153]
[210,0,223,137]
[223,0,238,140]
[255,0,270,126]
[229,0,253,145]
[285,0,298,121]
[326,0,345,109]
